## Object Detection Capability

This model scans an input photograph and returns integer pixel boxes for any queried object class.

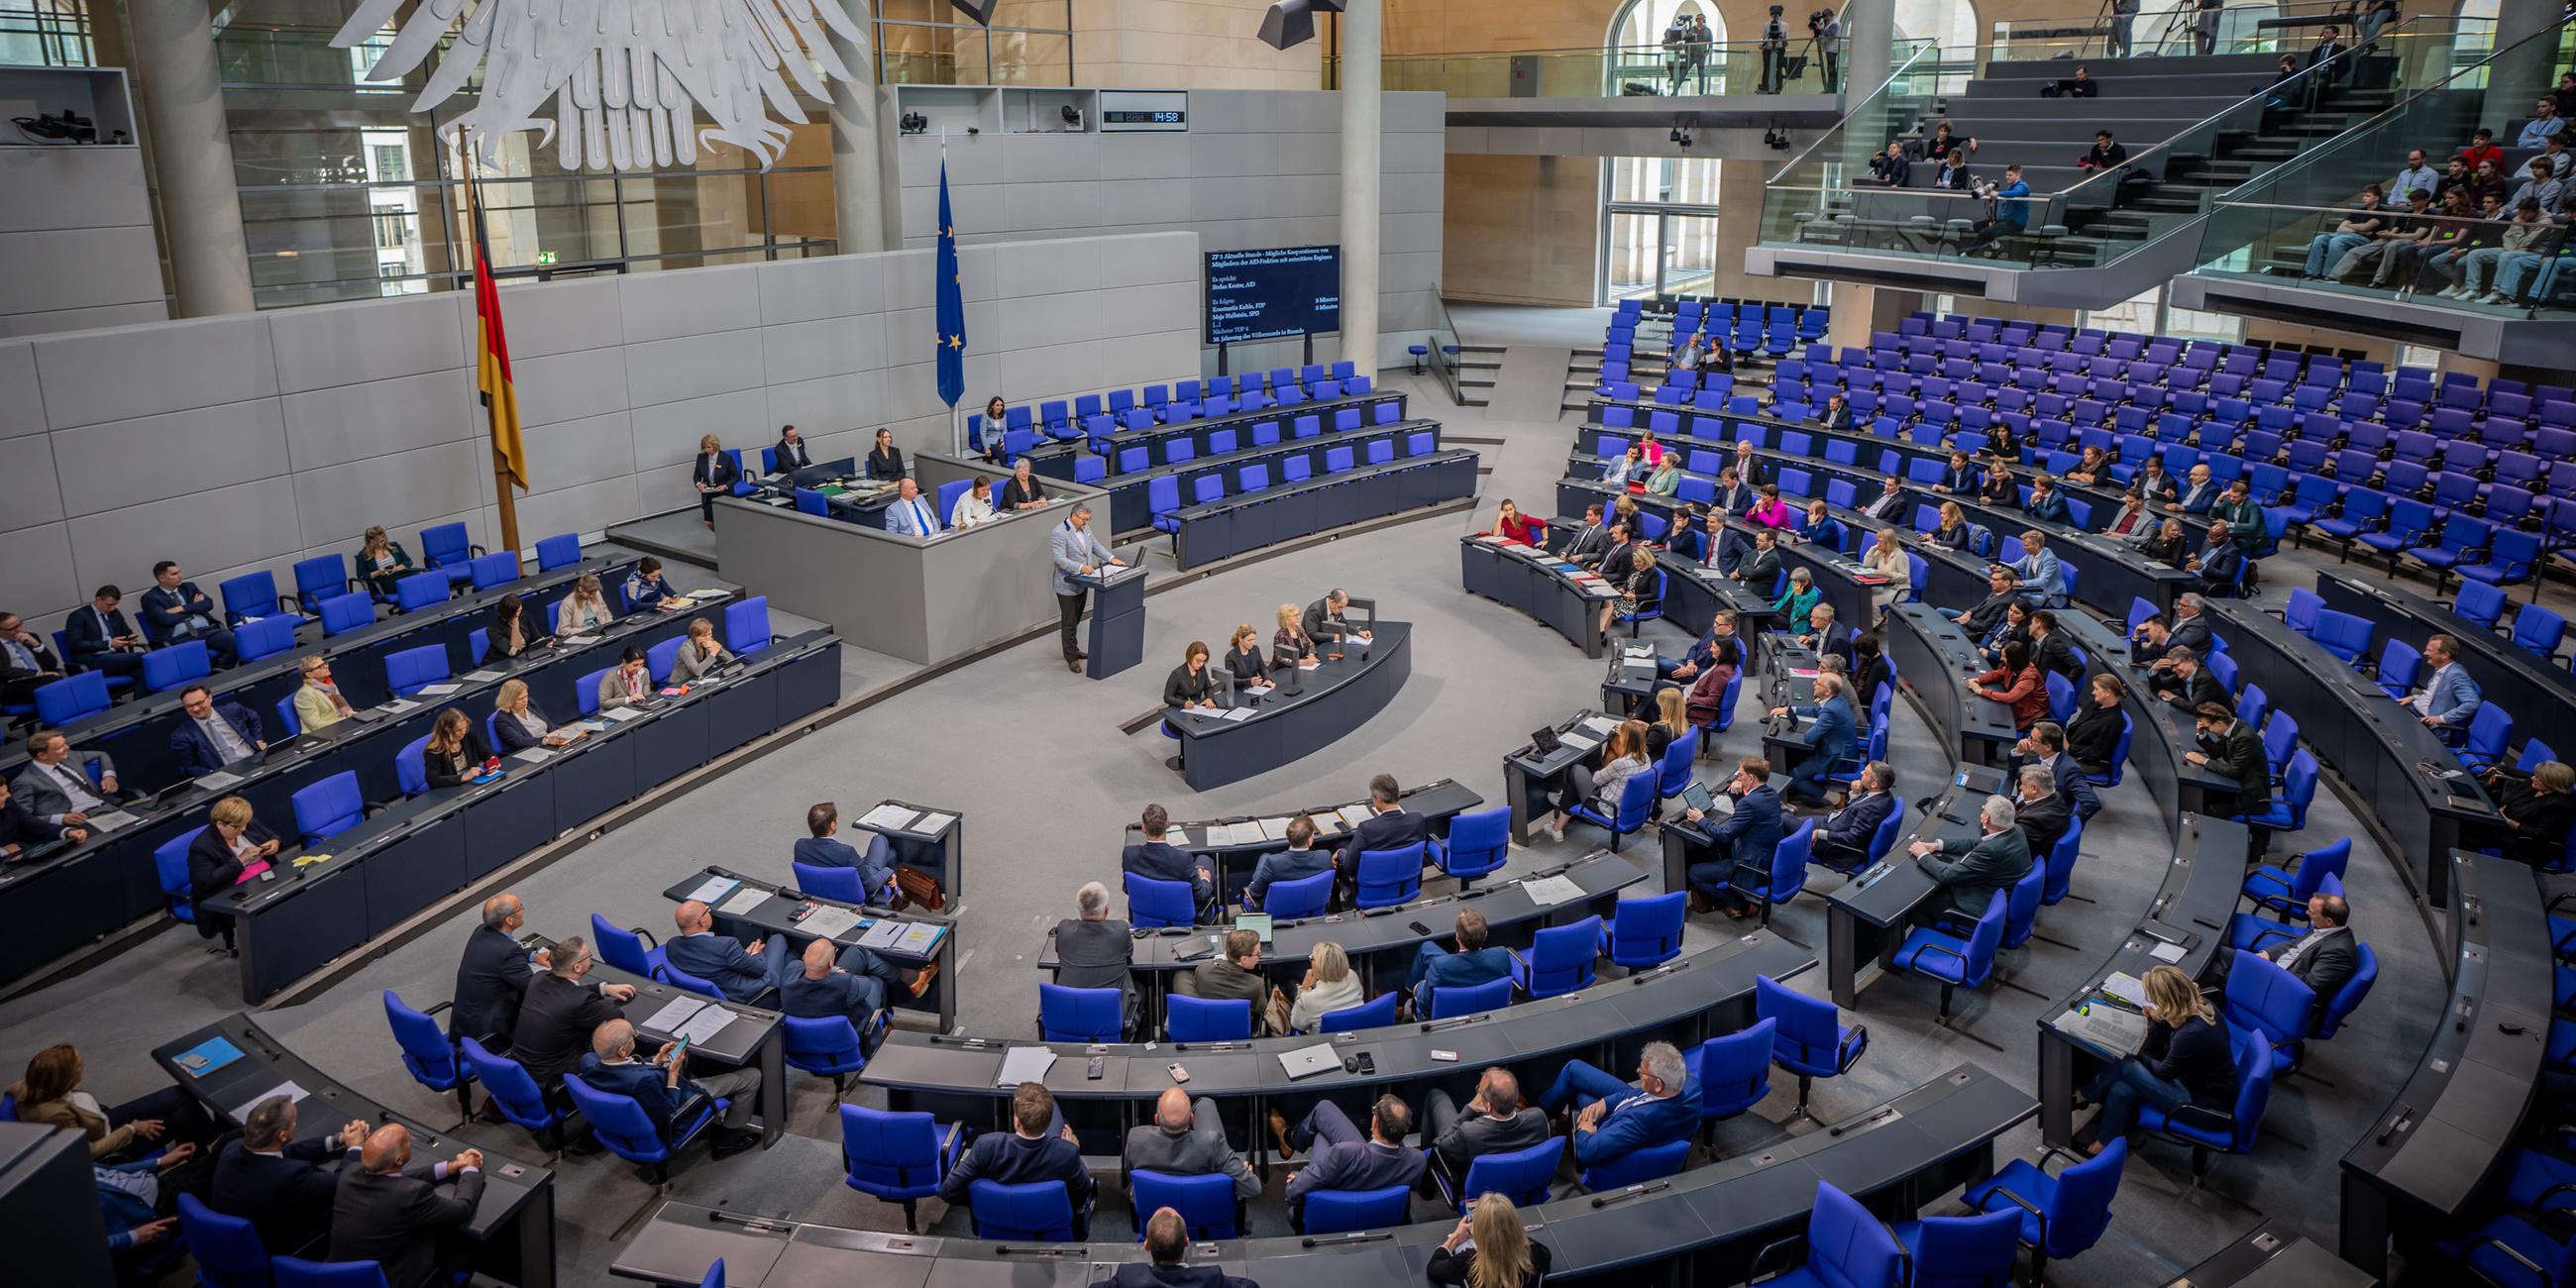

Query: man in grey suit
[1272,1094,1427,1228]
[329,1125,485,1288]
[1050,503,1123,673]
[18,730,124,827]
[1907,794,2033,918]
[1121,1087,1259,1204]
[1051,882,1136,1036]
[1422,1067,1551,1195]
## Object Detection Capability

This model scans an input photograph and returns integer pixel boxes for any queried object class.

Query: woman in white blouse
[554,574,613,636]
[1281,941,1368,1034]
[1861,527,1912,613]
[951,475,1000,529]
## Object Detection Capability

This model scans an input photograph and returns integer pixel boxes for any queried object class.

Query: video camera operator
[1811,8,1843,92]
[1761,5,1789,94]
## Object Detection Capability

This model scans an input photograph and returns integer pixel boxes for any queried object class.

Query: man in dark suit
[0,776,78,858]
[1818,392,1855,432]
[1790,602,1852,663]
[576,1017,762,1157]
[1537,1041,1700,1171]
[1812,761,1896,870]
[170,684,267,778]
[795,802,897,906]
[1302,589,1368,645]
[1686,757,1785,916]
[1714,466,1757,513]
[2132,457,2180,505]
[1337,773,1428,872]
[941,1082,1096,1238]
[140,561,238,666]
[1770,673,1856,806]
[1597,522,1644,586]
[506,935,635,1091]
[773,424,813,473]
[1173,928,1276,1036]
[2012,764,2074,863]
[2170,463,2218,516]
[2027,610,2081,680]
[329,1124,485,1288]
[1559,503,1612,567]
[2191,519,2248,594]
[209,1094,366,1253]
[1052,881,1136,1035]
[1402,906,1513,1003]
[1124,804,1216,913]
[2017,723,2103,823]
[1731,439,1766,486]
[2218,892,2360,1026]
[451,892,590,1045]
[780,936,919,1054]
[1933,451,1979,495]
[1422,1066,1551,1195]
[1730,529,1783,591]
[1244,814,1334,911]
[2167,593,2215,655]
[1099,1209,1259,1288]
[2152,646,2229,712]
[2186,701,2271,821]
[1120,1087,1259,1204]
[1908,794,2034,918]
[1949,567,2021,636]
[1864,476,1909,523]
[663,900,795,1003]
[63,586,148,681]
[0,610,65,704]
[1272,1094,1427,1228]
[2023,476,2072,526]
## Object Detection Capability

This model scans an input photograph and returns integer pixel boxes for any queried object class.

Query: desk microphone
[1590,1181,1673,1208]
[1829,1107,1897,1137]
[2375,1106,2415,1146]
[1302,1232,1395,1247]
[995,1245,1085,1257]
[706,1211,793,1234]
[1421,1016,1479,1033]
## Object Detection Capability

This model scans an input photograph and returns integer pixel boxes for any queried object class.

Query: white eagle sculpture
[332,0,865,171]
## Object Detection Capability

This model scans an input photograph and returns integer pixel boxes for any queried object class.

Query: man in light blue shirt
[2387,150,2437,205]
[2008,530,2067,607]
[2405,633,2483,743]
[1050,503,1123,673]
[885,479,943,538]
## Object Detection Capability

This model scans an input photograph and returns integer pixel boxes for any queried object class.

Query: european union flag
[934,160,967,409]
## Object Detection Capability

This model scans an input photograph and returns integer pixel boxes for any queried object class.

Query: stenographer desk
[619,1062,2031,1287]
[1173,448,1476,570]
[198,631,844,1004]
[0,598,728,993]
[1118,779,1483,906]
[2204,600,2499,909]
[154,1013,558,1286]
[1164,623,1412,790]
[2340,850,2551,1279]
[2314,568,2576,740]
[2033,814,2249,1150]
[656,866,960,1031]
[1043,851,1642,1034]
[715,454,1113,668]
[1459,535,1621,658]
[882,927,1808,1162]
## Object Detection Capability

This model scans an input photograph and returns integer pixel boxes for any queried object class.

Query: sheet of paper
[464,670,506,683]
[642,995,709,1033]
[226,1080,308,1121]
[1218,706,1256,722]
[1521,874,1585,905]
[84,809,140,833]
[508,746,554,764]
[2099,971,2149,1009]
[891,922,943,955]
[194,770,244,792]
[1578,715,1620,736]
[912,811,956,834]
[602,705,645,722]
[1338,805,1376,829]
[1559,733,1601,754]
[683,875,741,905]
[381,698,420,715]
[2148,940,2189,964]
[676,1006,738,1047]
[996,1045,1058,1088]
[859,920,907,950]
[799,905,863,940]
[1298,660,1323,671]
[859,804,921,831]
[715,886,772,916]
[1257,816,1293,841]
[417,683,463,696]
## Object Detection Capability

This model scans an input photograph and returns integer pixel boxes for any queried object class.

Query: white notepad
[1521,874,1585,905]
[715,886,771,916]
[996,1045,1058,1088]
[417,683,463,697]
[859,804,920,831]
[676,1006,738,1047]
[643,995,709,1033]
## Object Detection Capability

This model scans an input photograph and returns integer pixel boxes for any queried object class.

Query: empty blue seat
[142,640,211,694]
[1509,914,1601,998]
[384,643,449,696]
[290,771,365,843]
[1038,983,1123,1043]
[840,1104,965,1231]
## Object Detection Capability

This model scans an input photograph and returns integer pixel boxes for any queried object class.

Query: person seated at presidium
[2076,964,2238,1157]
[774,423,813,473]
[490,678,583,753]
[952,476,1001,529]
[692,434,738,528]
[1224,623,1269,696]
[1304,590,1371,647]
[555,574,614,637]
[669,617,733,684]
[1537,718,1654,843]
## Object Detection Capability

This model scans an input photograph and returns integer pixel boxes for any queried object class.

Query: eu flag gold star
[947,334,964,349]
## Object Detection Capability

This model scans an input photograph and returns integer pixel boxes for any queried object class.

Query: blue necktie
[2,638,28,670]
[914,500,930,533]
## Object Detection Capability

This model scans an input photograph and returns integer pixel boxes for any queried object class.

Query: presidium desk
[1163,622,1412,790]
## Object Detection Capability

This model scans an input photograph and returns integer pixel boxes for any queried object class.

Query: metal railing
[1323,38,1934,100]
[1988,0,2434,63]
[1423,287,1469,405]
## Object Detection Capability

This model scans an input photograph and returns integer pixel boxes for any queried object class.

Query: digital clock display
[1105,110,1183,124]
[1098,90,1188,132]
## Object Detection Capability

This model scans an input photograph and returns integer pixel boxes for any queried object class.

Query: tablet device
[1529,726,1563,756]
[1679,782,1716,814]
[1234,913,1273,945]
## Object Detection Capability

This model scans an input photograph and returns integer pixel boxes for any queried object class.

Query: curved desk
[2338,850,2552,1278]
[1022,391,1409,480]
[1166,623,1413,790]
[2313,569,2576,742]
[1818,766,2007,1009]
[2054,611,2238,823]
[656,865,961,1031]
[1459,535,1619,658]
[616,1063,2030,1286]
[1117,779,1484,904]
[153,1013,557,1287]
[1173,447,1476,570]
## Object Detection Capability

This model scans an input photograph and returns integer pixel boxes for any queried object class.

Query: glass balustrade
[1324,39,1933,100]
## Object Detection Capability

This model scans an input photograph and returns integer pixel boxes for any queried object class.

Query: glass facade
[877,0,1072,86]
[1601,155,1722,303]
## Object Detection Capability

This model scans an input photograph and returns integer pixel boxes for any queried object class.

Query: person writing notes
[1049,503,1124,674]
[1225,624,1269,695]
[1305,589,1371,647]
[952,476,1000,529]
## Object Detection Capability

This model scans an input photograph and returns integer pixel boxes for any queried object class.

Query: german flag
[466,177,528,491]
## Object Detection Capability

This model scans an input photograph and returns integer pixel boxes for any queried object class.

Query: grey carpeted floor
[0,320,2515,1286]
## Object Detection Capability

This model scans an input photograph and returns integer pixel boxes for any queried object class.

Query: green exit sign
[534,250,558,266]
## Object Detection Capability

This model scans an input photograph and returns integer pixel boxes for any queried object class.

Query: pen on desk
[1591,1181,1673,1208]
[1829,1106,1898,1138]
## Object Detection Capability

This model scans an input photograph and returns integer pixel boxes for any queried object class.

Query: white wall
[890,89,1446,371]
[0,232,1200,632]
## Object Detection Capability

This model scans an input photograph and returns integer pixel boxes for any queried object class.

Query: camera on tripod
[13,109,99,145]
[1806,9,1836,34]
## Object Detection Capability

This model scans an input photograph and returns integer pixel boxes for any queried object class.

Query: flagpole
[467,156,524,554]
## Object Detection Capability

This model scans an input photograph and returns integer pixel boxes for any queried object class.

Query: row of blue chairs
[1147,430,1442,535]
[983,366,1373,460]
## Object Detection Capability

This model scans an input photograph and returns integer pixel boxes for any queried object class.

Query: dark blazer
[1164,663,1217,709]
[171,702,267,778]
[2199,539,2247,592]
[1429,1240,1554,1288]
[1429,1106,1551,1185]
[1937,464,1979,493]
[2144,1015,2239,1108]
[576,1053,710,1141]
[490,705,555,754]
[867,445,907,481]
[0,793,65,855]
[1052,916,1136,1026]
[2029,630,2081,680]
[1123,839,1213,909]
[1224,644,1267,690]
[2066,702,2123,769]
[782,969,884,1036]
[940,1129,1095,1218]
[1715,481,1758,511]
[1302,597,1356,642]
[663,931,776,1003]
[1337,806,1428,869]
[1928,521,1973,549]
[188,819,275,936]
[2266,924,2361,1022]
[1420,945,1513,994]
[1819,403,1855,432]
[140,582,222,641]
[63,603,138,666]
[2500,781,2576,868]
[1915,826,2033,917]
[508,971,628,1089]
[0,632,61,684]
[1732,452,1768,486]
[450,923,535,1043]
[1600,540,1642,585]
[2160,666,2227,712]
[328,1163,486,1288]
[1734,545,1782,590]
[1561,521,1612,565]
[1001,476,1046,510]
[2133,469,2180,503]
[2168,614,2214,657]
[2015,792,2073,862]
[1708,784,1785,870]
[1093,1262,1257,1288]
[2043,750,2104,822]
[794,834,895,902]
[692,452,738,491]
[773,438,812,472]
[1245,846,1333,910]
[2025,489,2071,524]
[211,1133,351,1252]
[2201,720,2271,815]
[1852,655,1892,711]
[1571,1078,1700,1166]
[1285,1135,1425,1203]
[1818,791,1895,858]
[423,728,495,789]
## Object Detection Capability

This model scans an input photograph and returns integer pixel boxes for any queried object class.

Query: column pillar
[2488,3,2560,116]
[1338,0,1380,372]
[1823,282,1922,352]
[126,0,252,316]
[828,0,891,254]
[1838,0,1893,101]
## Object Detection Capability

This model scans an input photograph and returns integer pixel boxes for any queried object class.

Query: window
[878,0,1073,86]
[370,145,408,183]
[1600,156,1723,303]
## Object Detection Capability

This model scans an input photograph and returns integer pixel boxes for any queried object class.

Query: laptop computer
[1234,913,1273,945]
[1277,1044,1342,1080]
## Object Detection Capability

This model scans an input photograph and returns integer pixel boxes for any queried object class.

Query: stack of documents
[1521,874,1584,905]
[1216,706,1256,722]
[1256,817,1295,841]
[859,804,921,832]
[2054,1004,2150,1056]
[682,874,742,907]
[861,920,944,955]
[2098,972,2150,1009]
[1337,805,1376,830]
[797,905,862,939]
[912,810,956,834]
[996,1045,1058,1088]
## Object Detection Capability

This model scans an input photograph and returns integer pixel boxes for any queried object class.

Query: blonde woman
[1272,602,1316,674]
[1862,526,1911,612]
[692,433,738,527]
[555,575,612,636]
[1542,718,1654,842]
[490,678,579,752]
[188,796,278,951]
[356,525,416,597]
[293,654,354,732]
[2078,963,2238,1156]
[1647,685,1689,761]
[670,617,734,684]
[1283,941,1367,1033]
[1429,1192,1551,1287]
[1601,544,1660,641]
[1929,500,1973,550]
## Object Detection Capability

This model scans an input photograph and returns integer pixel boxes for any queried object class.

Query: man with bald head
[452,893,635,1044]
[1422,1066,1551,1195]
[663,899,797,1003]
[1095,1207,1261,1288]
[576,1017,764,1159]
[780,935,931,1055]
[506,934,632,1092]
[1120,1086,1258,1204]
[328,1124,483,1288]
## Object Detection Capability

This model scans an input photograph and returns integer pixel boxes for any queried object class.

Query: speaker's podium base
[1081,567,1147,680]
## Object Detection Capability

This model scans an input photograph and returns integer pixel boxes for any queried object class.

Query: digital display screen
[1205,246,1341,346]
[1099,90,1188,133]
[1104,110,1184,124]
